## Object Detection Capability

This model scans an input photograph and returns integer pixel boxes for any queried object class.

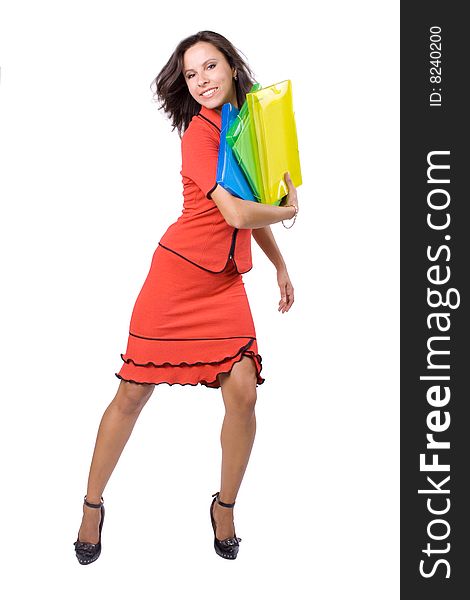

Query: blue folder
[216,103,257,202]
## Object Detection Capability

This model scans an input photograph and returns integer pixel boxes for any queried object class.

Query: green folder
[226,83,263,201]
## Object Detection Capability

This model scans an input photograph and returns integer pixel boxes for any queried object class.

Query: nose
[197,74,209,87]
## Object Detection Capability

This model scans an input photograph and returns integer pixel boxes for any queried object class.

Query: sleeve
[181,123,220,199]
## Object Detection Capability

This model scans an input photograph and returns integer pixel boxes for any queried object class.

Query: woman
[73,30,299,564]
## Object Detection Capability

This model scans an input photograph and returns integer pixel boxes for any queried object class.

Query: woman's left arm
[252,226,294,313]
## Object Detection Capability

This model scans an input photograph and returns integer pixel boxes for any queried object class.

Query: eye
[186,63,216,79]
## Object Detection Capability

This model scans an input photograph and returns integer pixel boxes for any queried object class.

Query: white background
[0,1,399,598]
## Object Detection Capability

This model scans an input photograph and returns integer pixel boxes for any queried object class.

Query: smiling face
[182,41,238,112]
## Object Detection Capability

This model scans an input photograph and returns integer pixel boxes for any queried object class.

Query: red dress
[115,106,265,389]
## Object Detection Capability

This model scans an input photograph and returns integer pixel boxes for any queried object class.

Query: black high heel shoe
[73,495,105,565]
[210,491,242,560]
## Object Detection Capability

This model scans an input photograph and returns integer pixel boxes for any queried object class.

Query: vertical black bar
[401,2,468,597]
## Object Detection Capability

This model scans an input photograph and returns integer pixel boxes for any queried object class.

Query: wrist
[281,202,298,229]
[286,204,297,219]
[281,205,293,219]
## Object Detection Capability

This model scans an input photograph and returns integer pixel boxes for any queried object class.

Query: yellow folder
[247,80,302,204]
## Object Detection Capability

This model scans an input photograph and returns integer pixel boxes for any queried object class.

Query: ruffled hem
[115,347,265,389]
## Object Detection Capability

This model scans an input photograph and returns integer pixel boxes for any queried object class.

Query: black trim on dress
[157,242,251,274]
[197,113,221,133]
[128,333,256,341]
[207,182,218,199]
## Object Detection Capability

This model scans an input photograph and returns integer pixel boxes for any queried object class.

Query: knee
[114,381,155,414]
[223,377,256,418]
[222,358,258,415]
[229,386,257,416]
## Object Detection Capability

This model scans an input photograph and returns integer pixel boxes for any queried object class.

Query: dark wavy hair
[150,31,257,138]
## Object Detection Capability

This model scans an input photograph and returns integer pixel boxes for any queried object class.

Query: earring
[234,73,238,81]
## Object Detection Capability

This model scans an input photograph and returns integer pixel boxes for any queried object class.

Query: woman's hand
[277,267,294,313]
[279,171,299,217]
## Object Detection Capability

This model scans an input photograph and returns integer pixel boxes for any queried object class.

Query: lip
[200,86,219,97]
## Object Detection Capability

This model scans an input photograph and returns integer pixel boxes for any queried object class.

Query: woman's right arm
[210,172,298,229]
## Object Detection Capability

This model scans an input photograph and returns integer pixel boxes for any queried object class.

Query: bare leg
[77,380,155,543]
[213,355,258,540]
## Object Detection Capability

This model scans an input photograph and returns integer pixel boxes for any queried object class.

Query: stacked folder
[216,80,302,205]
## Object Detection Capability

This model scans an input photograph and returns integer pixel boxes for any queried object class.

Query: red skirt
[115,244,265,389]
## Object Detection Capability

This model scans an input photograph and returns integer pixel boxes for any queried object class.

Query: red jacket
[158,105,253,274]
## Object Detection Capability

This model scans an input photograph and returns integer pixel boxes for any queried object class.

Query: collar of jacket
[197,104,222,132]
